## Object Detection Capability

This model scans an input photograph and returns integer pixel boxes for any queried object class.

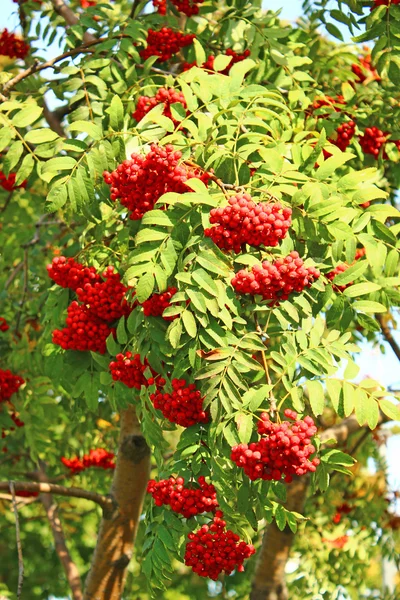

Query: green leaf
[307,380,325,416]
[25,128,59,144]
[168,319,182,349]
[332,261,368,286]
[343,282,381,298]
[116,318,128,345]
[235,413,253,444]
[108,95,124,130]
[315,153,354,180]
[242,385,272,411]
[379,399,400,421]
[182,311,197,338]
[343,382,355,417]
[12,105,43,128]
[15,154,34,186]
[42,157,77,174]
[68,120,103,140]
[275,505,287,531]
[136,229,168,245]
[353,300,387,313]
[135,272,155,303]
[106,333,119,356]
[46,183,68,210]
[191,269,218,297]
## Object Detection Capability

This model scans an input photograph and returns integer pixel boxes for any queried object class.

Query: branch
[0,190,13,214]
[38,467,83,600]
[0,482,114,512]
[376,313,400,363]
[9,482,24,600]
[50,0,96,44]
[43,97,66,138]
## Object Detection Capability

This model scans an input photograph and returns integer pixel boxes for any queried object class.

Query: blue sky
[1,0,399,504]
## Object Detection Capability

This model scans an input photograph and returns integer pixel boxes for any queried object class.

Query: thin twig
[4,262,23,290]
[376,314,400,363]
[0,190,13,214]
[9,482,24,600]
[14,249,29,336]
[130,0,142,18]
[0,481,115,513]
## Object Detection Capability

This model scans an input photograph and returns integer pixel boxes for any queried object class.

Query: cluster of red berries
[153,0,167,14]
[0,171,27,191]
[47,256,101,291]
[147,476,218,518]
[312,95,345,115]
[140,28,195,63]
[231,409,320,483]
[170,0,204,16]
[0,317,9,332]
[109,352,164,389]
[52,301,114,354]
[327,247,366,292]
[183,49,250,75]
[150,378,209,427]
[323,535,349,549]
[331,121,356,152]
[61,448,115,474]
[0,369,25,402]
[372,0,400,7]
[332,502,353,524]
[80,0,97,7]
[76,267,132,323]
[351,54,380,83]
[0,29,29,59]
[140,287,178,320]
[205,194,292,254]
[232,252,320,304]
[184,510,255,580]
[133,87,187,127]
[103,144,209,221]
[359,127,400,159]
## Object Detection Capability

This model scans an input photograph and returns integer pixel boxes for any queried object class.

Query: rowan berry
[351,54,380,83]
[133,87,187,127]
[0,369,25,402]
[231,409,319,483]
[171,0,204,16]
[109,352,157,389]
[231,252,320,304]
[183,49,250,75]
[359,126,388,158]
[0,318,9,332]
[0,171,27,191]
[0,29,29,59]
[147,476,218,517]
[103,144,209,220]
[140,28,195,63]
[47,256,101,291]
[150,378,209,427]
[140,287,178,320]
[205,194,292,253]
[52,301,114,354]
[76,266,133,322]
[61,448,115,474]
[153,0,167,14]
[184,511,255,579]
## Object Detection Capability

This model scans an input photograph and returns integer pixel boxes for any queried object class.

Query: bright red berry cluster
[47,256,101,291]
[312,95,345,115]
[76,267,132,322]
[52,301,114,354]
[232,251,320,303]
[0,317,9,332]
[80,0,97,6]
[0,369,25,402]
[184,510,255,580]
[231,409,320,483]
[133,87,187,127]
[331,120,356,152]
[61,448,115,474]
[150,378,209,427]
[140,28,195,63]
[205,194,292,254]
[0,29,29,59]
[140,287,178,320]
[171,0,204,16]
[109,352,163,389]
[153,0,167,14]
[359,126,388,158]
[327,247,366,291]
[183,49,250,75]
[147,475,218,517]
[0,171,27,191]
[103,144,209,221]
[373,0,400,7]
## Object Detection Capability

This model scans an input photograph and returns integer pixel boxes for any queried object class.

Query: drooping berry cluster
[205,194,292,254]
[232,251,320,304]
[0,369,25,402]
[183,49,250,75]
[52,301,114,354]
[331,120,356,152]
[133,87,187,127]
[147,476,218,517]
[312,95,345,115]
[0,29,29,59]
[352,54,380,83]
[153,0,167,14]
[231,409,320,483]
[184,511,255,580]
[109,352,164,389]
[103,144,209,221]
[327,247,366,292]
[76,267,132,322]
[170,0,204,16]
[140,28,195,63]
[359,126,388,158]
[0,171,27,191]
[47,256,101,291]
[150,378,209,427]
[0,318,9,332]
[61,448,115,474]
[372,0,400,7]
[140,287,178,320]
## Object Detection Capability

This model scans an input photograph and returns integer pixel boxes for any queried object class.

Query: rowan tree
[0,0,400,599]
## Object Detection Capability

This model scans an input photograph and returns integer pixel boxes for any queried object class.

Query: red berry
[0,317,9,332]
[133,87,188,127]
[150,379,209,427]
[109,352,159,389]
[61,448,115,474]
[0,171,28,191]
[52,301,114,354]
[147,476,218,517]
[140,287,178,320]
[0,369,25,402]
[47,256,101,291]
[140,28,195,63]
[0,29,29,59]
[183,49,250,75]
[76,266,133,322]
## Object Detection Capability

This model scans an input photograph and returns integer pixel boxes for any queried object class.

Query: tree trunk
[83,405,150,600]
[250,477,309,600]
